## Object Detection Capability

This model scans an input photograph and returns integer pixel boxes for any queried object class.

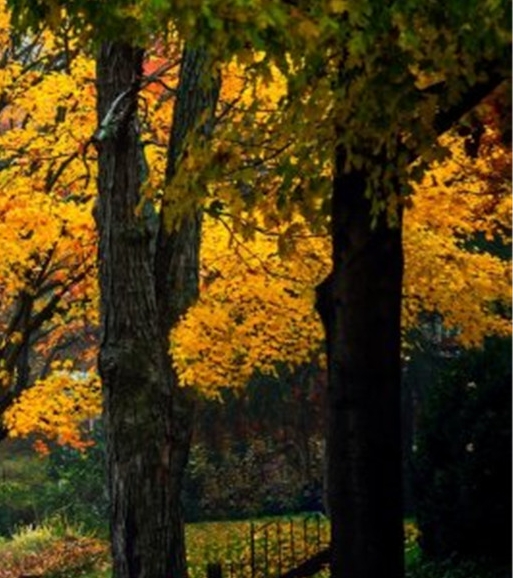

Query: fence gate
[207,514,330,578]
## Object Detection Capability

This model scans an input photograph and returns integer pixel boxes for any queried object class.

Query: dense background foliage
[412,336,512,564]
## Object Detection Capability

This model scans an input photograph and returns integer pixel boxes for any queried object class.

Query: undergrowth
[0,516,109,578]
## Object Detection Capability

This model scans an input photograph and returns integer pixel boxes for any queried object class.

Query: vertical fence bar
[290,518,295,566]
[303,517,309,559]
[276,520,282,576]
[250,522,256,578]
[206,562,223,578]
[316,513,321,550]
[264,528,269,578]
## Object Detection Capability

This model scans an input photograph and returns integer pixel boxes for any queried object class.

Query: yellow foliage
[4,363,102,450]
[0,0,510,440]
[404,129,512,346]
[171,215,328,393]
[173,127,511,393]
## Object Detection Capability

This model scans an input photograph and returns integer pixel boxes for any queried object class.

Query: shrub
[0,518,109,578]
[0,453,49,535]
[413,336,512,563]
[406,555,511,578]
[43,425,109,533]
[183,436,324,521]
[0,426,108,537]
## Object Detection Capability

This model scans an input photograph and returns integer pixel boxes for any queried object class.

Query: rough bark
[313,65,509,578]
[154,45,220,578]
[95,40,219,578]
[316,150,405,578]
[96,42,168,578]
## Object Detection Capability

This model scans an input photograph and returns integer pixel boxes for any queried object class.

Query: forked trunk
[95,41,218,578]
[316,148,405,578]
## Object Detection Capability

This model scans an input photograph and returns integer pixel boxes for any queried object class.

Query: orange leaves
[0,3,99,435]
[0,4,98,323]
[4,362,101,451]
[0,1,510,445]
[0,186,98,333]
[173,122,511,396]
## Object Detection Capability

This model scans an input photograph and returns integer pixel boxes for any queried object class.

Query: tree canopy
[1,0,510,446]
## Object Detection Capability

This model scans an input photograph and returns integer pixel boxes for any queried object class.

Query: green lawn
[2,515,503,578]
[1,515,430,578]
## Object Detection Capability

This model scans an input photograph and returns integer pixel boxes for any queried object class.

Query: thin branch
[217,214,308,284]
[44,151,79,192]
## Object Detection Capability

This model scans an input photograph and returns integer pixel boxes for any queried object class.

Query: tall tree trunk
[155,45,220,578]
[96,42,172,578]
[316,149,405,578]
[95,40,219,578]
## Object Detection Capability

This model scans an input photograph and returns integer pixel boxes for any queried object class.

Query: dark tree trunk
[154,45,220,578]
[95,40,218,578]
[316,148,405,578]
[96,42,172,578]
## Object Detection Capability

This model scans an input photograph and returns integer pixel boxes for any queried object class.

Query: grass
[1,515,507,578]
[186,513,331,578]
[0,522,57,563]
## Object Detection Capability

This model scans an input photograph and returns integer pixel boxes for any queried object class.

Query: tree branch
[432,70,508,138]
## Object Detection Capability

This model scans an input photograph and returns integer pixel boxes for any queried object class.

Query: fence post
[207,562,223,578]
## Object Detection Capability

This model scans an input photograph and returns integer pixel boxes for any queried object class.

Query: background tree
[0,2,97,440]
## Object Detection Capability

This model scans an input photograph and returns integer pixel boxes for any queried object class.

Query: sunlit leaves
[1,0,510,443]
[5,361,101,450]
[171,216,329,393]
[404,127,511,347]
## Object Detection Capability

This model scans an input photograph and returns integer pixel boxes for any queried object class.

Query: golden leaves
[5,362,101,451]
[171,216,329,394]
[404,129,512,347]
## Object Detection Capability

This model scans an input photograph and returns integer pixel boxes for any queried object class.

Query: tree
[0,4,98,440]
[310,10,510,578]
[8,132,511,442]
[3,4,218,576]
[93,37,219,577]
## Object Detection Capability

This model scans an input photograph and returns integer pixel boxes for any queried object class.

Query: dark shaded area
[184,364,326,521]
[277,548,330,578]
[412,336,512,563]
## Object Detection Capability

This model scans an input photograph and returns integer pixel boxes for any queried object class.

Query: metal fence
[205,513,330,578]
